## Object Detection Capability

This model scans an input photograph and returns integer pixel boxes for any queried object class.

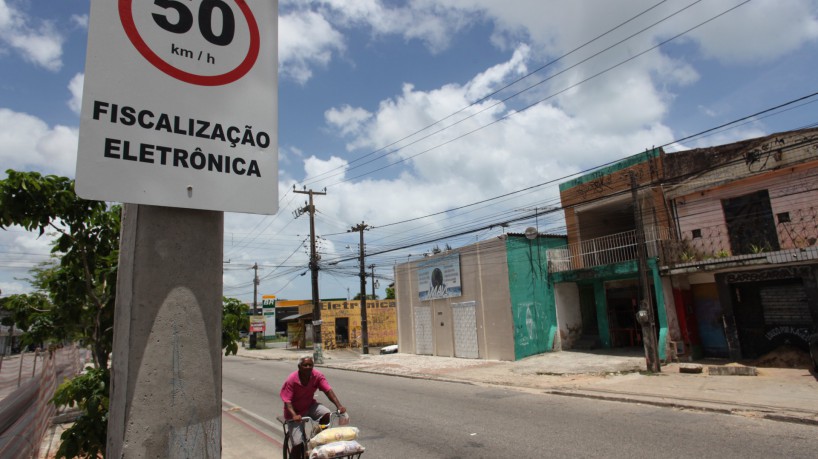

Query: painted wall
[319,300,397,348]
[675,163,818,257]
[505,236,563,359]
[554,282,582,350]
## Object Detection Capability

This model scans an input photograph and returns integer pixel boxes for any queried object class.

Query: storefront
[716,265,818,359]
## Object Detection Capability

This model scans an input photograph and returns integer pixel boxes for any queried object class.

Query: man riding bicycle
[280,355,347,457]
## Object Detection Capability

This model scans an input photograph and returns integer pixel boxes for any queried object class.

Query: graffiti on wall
[320,300,398,348]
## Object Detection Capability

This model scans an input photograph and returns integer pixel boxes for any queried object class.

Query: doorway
[606,282,642,348]
[335,318,349,347]
[579,284,598,336]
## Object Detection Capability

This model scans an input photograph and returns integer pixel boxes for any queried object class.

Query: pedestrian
[280,355,346,457]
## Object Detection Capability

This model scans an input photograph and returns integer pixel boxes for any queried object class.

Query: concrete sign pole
[77,2,277,457]
[108,204,223,457]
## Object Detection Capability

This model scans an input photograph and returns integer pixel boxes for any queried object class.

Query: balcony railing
[662,217,818,269]
[547,227,672,273]
[547,207,818,273]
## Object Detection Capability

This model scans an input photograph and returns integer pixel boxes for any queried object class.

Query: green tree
[222,296,249,355]
[385,285,395,299]
[0,292,58,348]
[0,170,247,458]
[0,170,119,368]
[51,366,110,459]
[0,170,119,458]
[352,293,378,300]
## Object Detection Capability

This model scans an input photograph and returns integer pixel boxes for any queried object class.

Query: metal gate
[452,301,479,359]
[761,283,811,326]
[414,307,433,355]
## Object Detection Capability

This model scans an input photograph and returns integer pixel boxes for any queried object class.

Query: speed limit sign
[76,0,278,214]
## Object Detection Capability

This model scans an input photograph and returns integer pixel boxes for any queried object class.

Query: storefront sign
[418,253,462,301]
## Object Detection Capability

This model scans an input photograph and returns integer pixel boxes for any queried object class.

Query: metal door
[414,307,433,355]
[452,301,479,359]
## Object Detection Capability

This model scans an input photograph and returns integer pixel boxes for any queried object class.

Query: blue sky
[2,0,818,303]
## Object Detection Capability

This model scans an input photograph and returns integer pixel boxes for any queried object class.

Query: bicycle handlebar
[284,409,345,426]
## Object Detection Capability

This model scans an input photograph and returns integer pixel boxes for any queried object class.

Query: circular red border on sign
[119,0,260,86]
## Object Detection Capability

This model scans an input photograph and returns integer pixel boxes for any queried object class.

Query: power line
[301,0,674,186]
[305,0,743,189]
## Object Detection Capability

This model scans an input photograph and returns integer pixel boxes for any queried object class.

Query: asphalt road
[223,356,818,458]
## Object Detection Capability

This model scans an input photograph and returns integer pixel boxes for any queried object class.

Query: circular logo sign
[119,0,260,86]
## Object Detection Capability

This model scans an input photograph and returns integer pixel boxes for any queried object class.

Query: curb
[321,363,480,386]
[544,390,818,427]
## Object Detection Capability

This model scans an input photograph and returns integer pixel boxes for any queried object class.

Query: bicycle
[277,410,364,459]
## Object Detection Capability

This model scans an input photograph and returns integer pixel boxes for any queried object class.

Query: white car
[379,345,398,354]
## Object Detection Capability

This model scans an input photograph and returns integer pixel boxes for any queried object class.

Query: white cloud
[0,109,78,177]
[465,44,530,101]
[310,48,676,234]
[304,155,348,181]
[276,0,818,89]
[0,0,64,71]
[325,105,373,138]
[279,10,345,84]
[315,0,471,53]
[67,73,83,114]
[70,14,88,29]
[278,0,485,83]
[0,228,56,297]
[684,0,818,64]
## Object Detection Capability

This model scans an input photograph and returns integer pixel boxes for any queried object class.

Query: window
[777,212,791,223]
[721,190,780,255]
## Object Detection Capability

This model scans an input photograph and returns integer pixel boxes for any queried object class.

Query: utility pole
[630,172,661,373]
[251,262,259,349]
[369,264,377,300]
[349,222,370,354]
[294,187,327,363]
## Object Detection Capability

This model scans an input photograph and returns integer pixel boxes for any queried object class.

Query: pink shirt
[280,369,332,419]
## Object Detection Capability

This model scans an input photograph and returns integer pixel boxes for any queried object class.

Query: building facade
[394,233,566,361]
[660,128,818,360]
[547,127,818,362]
[548,147,679,358]
[276,299,398,350]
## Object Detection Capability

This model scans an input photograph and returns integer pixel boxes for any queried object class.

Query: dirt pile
[752,345,812,369]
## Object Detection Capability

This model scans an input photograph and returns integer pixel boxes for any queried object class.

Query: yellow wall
[320,300,397,349]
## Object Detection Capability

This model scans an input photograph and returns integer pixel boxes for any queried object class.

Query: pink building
[662,128,818,360]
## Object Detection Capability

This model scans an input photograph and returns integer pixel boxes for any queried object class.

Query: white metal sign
[76,0,278,214]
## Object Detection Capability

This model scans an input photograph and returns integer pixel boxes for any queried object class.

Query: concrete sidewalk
[235,344,818,426]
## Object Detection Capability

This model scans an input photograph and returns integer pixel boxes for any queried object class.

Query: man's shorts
[288,402,331,447]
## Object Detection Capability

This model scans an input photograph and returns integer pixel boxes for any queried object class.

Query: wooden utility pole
[370,264,377,300]
[250,262,260,348]
[630,172,661,372]
[349,222,370,354]
[294,188,327,363]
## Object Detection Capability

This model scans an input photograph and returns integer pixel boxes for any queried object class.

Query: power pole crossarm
[294,187,327,363]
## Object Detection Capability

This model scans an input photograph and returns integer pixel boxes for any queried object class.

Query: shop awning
[280,312,312,322]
